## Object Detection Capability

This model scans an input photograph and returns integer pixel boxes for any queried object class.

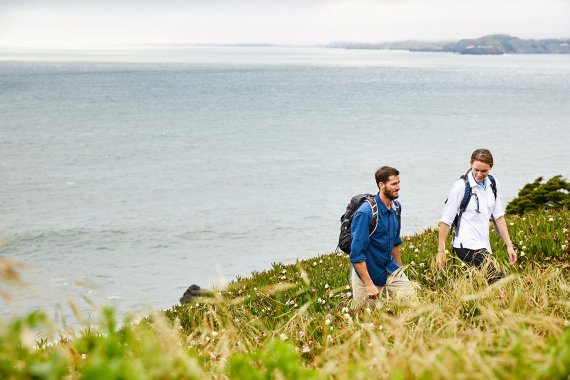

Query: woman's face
[471,160,492,183]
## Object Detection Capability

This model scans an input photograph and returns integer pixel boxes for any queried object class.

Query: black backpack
[337,194,401,254]
[449,174,498,239]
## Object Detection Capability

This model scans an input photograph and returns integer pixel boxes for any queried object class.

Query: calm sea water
[1,47,569,322]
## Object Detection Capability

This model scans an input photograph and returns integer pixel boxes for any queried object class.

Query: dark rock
[180,284,212,304]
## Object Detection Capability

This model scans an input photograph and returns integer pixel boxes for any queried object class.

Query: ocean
[1,47,569,323]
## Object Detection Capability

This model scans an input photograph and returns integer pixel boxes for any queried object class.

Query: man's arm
[392,245,402,266]
[436,222,450,268]
[353,262,380,299]
[350,209,379,299]
[494,216,517,264]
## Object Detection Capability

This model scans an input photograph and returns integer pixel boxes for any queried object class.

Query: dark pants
[453,247,504,284]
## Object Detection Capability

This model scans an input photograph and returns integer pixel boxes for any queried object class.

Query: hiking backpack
[337,194,401,254]
[449,174,498,239]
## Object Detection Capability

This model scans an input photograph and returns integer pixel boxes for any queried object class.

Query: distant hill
[327,34,570,54]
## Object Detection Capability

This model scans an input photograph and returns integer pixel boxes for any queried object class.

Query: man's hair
[470,148,494,167]
[375,166,399,185]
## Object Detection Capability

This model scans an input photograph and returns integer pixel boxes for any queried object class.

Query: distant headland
[327,34,570,55]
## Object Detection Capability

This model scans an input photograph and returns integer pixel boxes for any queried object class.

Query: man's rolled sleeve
[395,235,403,246]
[350,210,370,264]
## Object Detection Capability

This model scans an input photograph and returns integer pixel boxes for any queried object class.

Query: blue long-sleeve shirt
[350,193,403,286]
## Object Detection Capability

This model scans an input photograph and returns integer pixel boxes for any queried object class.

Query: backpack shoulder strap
[487,174,501,238]
[394,200,401,215]
[458,174,471,212]
[394,200,402,237]
[488,174,497,199]
[453,175,471,239]
[365,197,378,236]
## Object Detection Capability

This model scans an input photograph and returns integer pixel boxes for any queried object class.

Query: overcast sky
[1,0,569,48]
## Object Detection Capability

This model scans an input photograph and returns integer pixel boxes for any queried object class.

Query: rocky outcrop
[180,284,212,304]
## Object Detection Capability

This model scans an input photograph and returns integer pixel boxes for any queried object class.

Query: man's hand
[366,283,379,299]
[507,246,517,264]
[436,250,447,269]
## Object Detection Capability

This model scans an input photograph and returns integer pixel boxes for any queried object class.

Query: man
[350,166,415,307]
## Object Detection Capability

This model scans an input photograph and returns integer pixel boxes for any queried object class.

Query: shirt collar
[376,193,397,213]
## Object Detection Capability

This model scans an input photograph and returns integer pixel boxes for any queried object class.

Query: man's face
[380,175,400,200]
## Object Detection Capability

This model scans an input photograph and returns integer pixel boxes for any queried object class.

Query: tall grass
[1,209,568,379]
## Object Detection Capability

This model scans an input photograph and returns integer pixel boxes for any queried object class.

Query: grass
[0,209,569,379]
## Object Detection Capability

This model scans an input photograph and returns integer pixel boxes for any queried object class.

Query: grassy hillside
[1,209,569,379]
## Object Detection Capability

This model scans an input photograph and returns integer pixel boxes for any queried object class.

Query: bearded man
[350,166,415,307]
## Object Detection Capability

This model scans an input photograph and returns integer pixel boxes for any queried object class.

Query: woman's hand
[436,250,447,269]
[507,246,517,264]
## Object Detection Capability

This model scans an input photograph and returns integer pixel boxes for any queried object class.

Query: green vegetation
[1,207,569,378]
[506,175,570,215]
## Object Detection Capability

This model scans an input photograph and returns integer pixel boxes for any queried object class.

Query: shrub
[506,175,570,215]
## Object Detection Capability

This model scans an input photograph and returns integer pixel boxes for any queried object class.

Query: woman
[436,149,517,274]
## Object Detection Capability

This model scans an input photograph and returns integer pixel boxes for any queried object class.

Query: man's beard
[384,190,399,201]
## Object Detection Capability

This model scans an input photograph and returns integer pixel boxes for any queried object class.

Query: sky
[1,0,569,48]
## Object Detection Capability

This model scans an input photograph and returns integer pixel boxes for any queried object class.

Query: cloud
[0,0,569,48]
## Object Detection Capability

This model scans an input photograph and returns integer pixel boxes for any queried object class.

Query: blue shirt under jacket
[350,193,403,286]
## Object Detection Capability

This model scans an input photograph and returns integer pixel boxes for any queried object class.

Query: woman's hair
[470,148,494,166]
[466,148,494,175]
